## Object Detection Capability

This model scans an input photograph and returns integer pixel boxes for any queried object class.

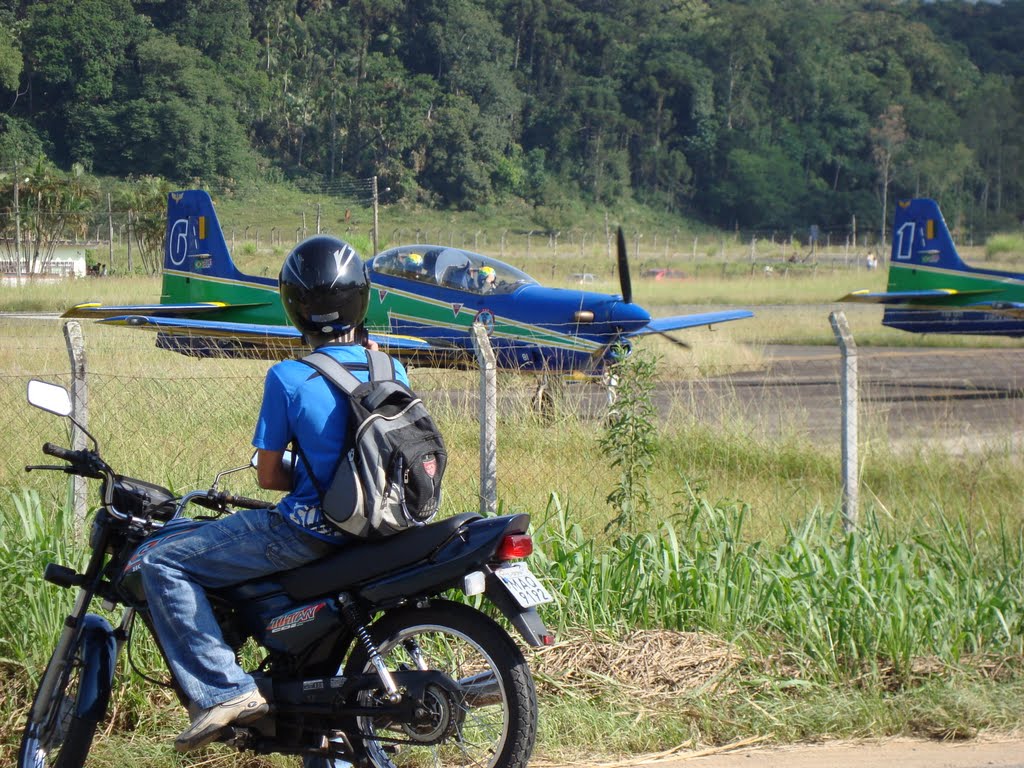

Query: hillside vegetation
[2,0,1024,237]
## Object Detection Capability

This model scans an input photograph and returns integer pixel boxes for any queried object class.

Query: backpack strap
[302,351,364,394]
[294,349,379,509]
[301,348,396,392]
[364,348,396,382]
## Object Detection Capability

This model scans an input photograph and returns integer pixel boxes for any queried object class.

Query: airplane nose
[609,301,651,334]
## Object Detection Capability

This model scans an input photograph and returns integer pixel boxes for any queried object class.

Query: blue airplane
[65,190,754,379]
[841,198,1024,336]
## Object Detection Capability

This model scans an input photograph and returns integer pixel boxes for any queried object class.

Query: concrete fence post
[829,311,858,532]
[470,323,497,515]
[63,320,89,528]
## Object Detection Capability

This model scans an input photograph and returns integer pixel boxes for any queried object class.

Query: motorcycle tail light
[496,534,533,560]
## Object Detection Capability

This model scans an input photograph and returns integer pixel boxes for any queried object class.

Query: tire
[17,635,102,768]
[344,600,538,768]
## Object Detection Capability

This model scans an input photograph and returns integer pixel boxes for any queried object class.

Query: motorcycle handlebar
[190,490,276,512]
[42,442,81,462]
[39,442,106,480]
[226,495,276,510]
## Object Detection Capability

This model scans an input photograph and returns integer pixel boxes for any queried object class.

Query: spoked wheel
[18,634,103,768]
[344,600,538,768]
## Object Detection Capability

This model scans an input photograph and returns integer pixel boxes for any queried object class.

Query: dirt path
[545,737,1024,768]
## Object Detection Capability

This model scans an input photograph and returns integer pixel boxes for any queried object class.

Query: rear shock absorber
[338,593,401,704]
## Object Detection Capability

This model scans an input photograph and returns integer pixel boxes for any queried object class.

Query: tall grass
[4,478,1019,698]
[0,275,159,313]
[985,233,1024,261]
[0,488,81,671]
[532,488,1024,683]
[2,443,1023,761]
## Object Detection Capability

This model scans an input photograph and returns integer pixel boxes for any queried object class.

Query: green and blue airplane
[841,198,1024,336]
[65,190,753,374]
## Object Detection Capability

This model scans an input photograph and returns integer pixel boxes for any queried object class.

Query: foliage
[0,488,81,670]
[0,1,1022,234]
[599,347,660,534]
[0,21,22,92]
[0,115,49,166]
[113,175,175,274]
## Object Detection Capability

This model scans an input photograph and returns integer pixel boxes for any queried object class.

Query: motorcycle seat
[279,512,481,601]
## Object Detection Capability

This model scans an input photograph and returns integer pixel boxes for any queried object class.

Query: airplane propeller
[654,332,691,350]
[615,226,690,350]
[616,227,633,304]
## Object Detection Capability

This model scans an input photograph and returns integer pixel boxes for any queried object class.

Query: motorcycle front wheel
[18,634,103,768]
[344,600,538,768]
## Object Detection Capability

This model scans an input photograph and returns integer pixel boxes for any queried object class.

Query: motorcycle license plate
[495,563,553,608]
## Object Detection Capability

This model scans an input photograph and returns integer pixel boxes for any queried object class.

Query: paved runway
[668,345,1024,448]
[521,344,1024,450]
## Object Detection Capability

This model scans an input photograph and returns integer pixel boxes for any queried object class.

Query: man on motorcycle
[138,236,409,754]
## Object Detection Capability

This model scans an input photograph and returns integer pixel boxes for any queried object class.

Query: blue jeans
[139,508,337,709]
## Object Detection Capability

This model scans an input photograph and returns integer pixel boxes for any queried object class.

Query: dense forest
[1,0,1023,236]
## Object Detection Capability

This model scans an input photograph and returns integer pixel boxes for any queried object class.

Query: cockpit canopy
[373,245,537,296]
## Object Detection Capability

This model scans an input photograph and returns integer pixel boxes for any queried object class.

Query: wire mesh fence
[0,203,886,284]
[4,314,1024,535]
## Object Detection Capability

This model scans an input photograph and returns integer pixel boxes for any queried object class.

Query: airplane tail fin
[164,190,256,282]
[890,198,968,271]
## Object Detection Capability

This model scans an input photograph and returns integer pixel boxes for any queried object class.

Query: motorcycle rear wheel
[344,600,538,768]
[18,635,101,768]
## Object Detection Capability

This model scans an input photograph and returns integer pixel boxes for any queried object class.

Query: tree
[961,74,1022,220]
[0,116,49,166]
[0,23,22,92]
[116,175,172,274]
[115,35,256,180]
[711,146,809,229]
[0,156,98,274]
[871,104,907,243]
[22,0,145,165]
[405,0,525,205]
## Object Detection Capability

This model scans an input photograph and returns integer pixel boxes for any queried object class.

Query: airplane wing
[627,309,754,337]
[838,288,997,305]
[839,289,1024,317]
[63,301,272,319]
[96,315,434,354]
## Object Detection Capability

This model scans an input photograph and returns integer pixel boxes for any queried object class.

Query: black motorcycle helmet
[279,235,370,337]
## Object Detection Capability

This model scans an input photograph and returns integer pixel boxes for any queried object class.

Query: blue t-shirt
[252,345,410,541]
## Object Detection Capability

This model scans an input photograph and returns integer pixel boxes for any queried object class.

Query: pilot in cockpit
[399,251,426,277]
[475,265,496,293]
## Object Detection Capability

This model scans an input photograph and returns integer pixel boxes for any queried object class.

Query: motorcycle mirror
[27,380,73,417]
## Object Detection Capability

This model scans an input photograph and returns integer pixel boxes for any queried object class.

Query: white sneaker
[174,688,269,752]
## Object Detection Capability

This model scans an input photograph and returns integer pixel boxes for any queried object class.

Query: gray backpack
[297,349,447,538]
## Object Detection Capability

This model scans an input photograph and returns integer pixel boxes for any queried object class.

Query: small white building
[0,245,88,279]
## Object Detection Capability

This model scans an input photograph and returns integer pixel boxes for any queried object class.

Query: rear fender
[75,613,117,720]
[484,574,554,648]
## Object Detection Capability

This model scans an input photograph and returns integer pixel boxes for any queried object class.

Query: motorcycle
[17,379,555,768]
